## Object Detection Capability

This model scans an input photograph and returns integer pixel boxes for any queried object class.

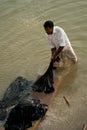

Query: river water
[0,0,87,129]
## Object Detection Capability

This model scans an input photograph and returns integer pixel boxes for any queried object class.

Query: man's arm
[51,47,56,56]
[52,46,64,61]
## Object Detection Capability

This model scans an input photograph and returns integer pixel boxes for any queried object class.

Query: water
[0,0,87,129]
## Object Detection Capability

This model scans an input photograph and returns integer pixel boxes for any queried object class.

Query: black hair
[43,20,54,28]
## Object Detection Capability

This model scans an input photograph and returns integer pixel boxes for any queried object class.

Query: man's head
[43,20,54,35]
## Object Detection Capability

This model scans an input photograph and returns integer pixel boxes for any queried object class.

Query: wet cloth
[4,96,48,130]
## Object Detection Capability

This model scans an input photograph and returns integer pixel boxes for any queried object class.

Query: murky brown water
[0,0,87,129]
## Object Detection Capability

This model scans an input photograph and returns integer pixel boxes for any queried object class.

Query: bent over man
[43,20,77,68]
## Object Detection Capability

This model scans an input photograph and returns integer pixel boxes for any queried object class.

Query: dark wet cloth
[0,60,54,130]
[4,96,47,130]
[32,60,54,93]
[1,76,32,108]
[0,77,33,120]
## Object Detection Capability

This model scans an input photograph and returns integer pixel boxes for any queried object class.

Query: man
[43,20,77,68]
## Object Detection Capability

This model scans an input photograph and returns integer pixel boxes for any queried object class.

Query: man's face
[45,27,53,35]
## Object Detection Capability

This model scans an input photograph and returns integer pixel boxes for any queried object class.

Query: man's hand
[51,46,64,62]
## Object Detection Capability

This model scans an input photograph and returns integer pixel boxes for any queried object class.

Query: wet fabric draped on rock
[4,96,47,130]
[32,60,54,93]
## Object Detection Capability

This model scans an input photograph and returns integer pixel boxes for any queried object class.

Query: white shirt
[46,26,77,63]
[46,26,71,50]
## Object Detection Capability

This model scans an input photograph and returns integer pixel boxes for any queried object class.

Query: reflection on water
[0,0,87,129]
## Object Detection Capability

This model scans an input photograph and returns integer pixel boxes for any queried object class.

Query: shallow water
[0,0,87,129]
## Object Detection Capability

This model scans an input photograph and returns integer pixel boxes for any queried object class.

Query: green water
[0,0,87,129]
